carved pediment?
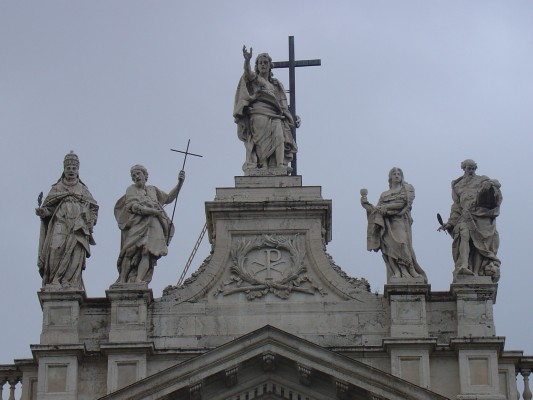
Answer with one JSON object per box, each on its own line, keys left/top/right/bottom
{"left": 97, "top": 326, "right": 450, "bottom": 400}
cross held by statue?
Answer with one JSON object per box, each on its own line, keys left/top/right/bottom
{"left": 272, "top": 36, "right": 321, "bottom": 176}
{"left": 168, "top": 139, "right": 203, "bottom": 245}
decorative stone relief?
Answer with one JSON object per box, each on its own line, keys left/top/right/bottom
{"left": 214, "top": 234, "right": 326, "bottom": 300}
{"left": 225, "top": 367, "right": 239, "bottom": 388}
{"left": 297, "top": 364, "right": 312, "bottom": 386}
{"left": 189, "top": 382, "right": 202, "bottom": 400}
{"left": 336, "top": 380, "right": 350, "bottom": 400}
{"left": 262, "top": 352, "right": 276, "bottom": 372}
{"left": 325, "top": 251, "right": 370, "bottom": 292}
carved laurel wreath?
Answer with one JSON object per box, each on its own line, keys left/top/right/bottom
{"left": 214, "top": 234, "right": 326, "bottom": 300}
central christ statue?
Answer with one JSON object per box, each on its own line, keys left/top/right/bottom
{"left": 233, "top": 46, "right": 300, "bottom": 176}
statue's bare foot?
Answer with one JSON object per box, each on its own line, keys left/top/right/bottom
{"left": 456, "top": 267, "right": 475, "bottom": 276}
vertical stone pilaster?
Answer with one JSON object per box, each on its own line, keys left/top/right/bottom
{"left": 452, "top": 339, "right": 506, "bottom": 400}
{"left": 103, "top": 287, "right": 154, "bottom": 394}
{"left": 384, "top": 283, "right": 433, "bottom": 389}
{"left": 451, "top": 276, "right": 504, "bottom": 399}
{"left": 31, "top": 345, "right": 85, "bottom": 400}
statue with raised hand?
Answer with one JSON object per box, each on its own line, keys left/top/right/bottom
{"left": 114, "top": 165, "right": 185, "bottom": 285}
{"left": 36, "top": 151, "right": 98, "bottom": 290}
{"left": 361, "top": 167, "right": 427, "bottom": 282}
{"left": 233, "top": 45, "right": 299, "bottom": 176}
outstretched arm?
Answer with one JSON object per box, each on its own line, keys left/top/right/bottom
{"left": 166, "top": 170, "right": 186, "bottom": 204}
{"left": 360, "top": 189, "right": 374, "bottom": 213}
{"left": 242, "top": 45, "right": 255, "bottom": 80}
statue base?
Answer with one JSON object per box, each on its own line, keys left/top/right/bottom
{"left": 243, "top": 165, "right": 292, "bottom": 176}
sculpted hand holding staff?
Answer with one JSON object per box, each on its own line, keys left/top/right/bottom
{"left": 36, "top": 151, "right": 98, "bottom": 289}
{"left": 114, "top": 166, "right": 185, "bottom": 285}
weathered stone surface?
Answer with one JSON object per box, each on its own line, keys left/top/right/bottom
{"left": 439, "top": 159, "right": 502, "bottom": 283}
{"left": 17, "top": 165, "right": 522, "bottom": 400}
{"left": 35, "top": 151, "right": 98, "bottom": 290}
{"left": 114, "top": 166, "right": 185, "bottom": 285}
{"left": 361, "top": 167, "right": 427, "bottom": 283}
{"left": 234, "top": 47, "right": 299, "bottom": 176}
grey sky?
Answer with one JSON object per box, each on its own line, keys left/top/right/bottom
{"left": 1, "top": 1, "right": 532, "bottom": 363}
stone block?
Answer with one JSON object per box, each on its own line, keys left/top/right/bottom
{"left": 36, "top": 355, "right": 78, "bottom": 400}
{"left": 38, "top": 290, "right": 85, "bottom": 345}
{"left": 106, "top": 288, "right": 153, "bottom": 343}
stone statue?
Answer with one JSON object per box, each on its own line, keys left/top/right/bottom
{"left": 233, "top": 46, "right": 300, "bottom": 176}
{"left": 35, "top": 151, "right": 99, "bottom": 289}
{"left": 360, "top": 168, "right": 427, "bottom": 282}
{"left": 438, "top": 159, "right": 502, "bottom": 282}
{"left": 114, "top": 165, "right": 185, "bottom": 285}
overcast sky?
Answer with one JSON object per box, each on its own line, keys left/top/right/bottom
{"left": 1, "top": 1, "right": 532, "bottom": 364}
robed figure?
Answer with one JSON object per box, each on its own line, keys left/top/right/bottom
{"left": 361, "top": 168, "right": 427, "bottom": 282}
{"left": 439, "top": 159, "right": 502, "bottom": 282}
{"left": 114, "top": 165, "right": 185, "bottom": 285}
{"left": 36, "top": 151, "right": 98, "bottom": 289}
{"left": 233, "top": 47, "right": 299, "bottom": 176}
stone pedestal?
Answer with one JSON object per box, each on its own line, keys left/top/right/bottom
{"left": 38, "top": 290, "right": 85, "bottom": 345}
{"left": 207, "top": 176, "right": 332, "bottom": 245}
{"left": 384, "top": 283, "right": 430, "bottom": 337}
{"left": 384, "top": 284, "right": 433, "bottom": 388}
{"left": 106, "top": 286, "right": 153, "bottom": 343}
{"left": 104, "top": 287, "right": 154, "bottom": 394}
{"left": 451, "top": 276, "right": 497, "bottom": 338}
{"left": 451, "top": 277, "right": 504, "bottom": 399}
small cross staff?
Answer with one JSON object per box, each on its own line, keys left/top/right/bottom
{"left": 169, "top": 139, "right": 202, "bottom": 243}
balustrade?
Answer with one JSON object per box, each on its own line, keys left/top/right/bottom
{"left": 0, "top": 366, "right": 22, "bottom": 400}
{"left": 517, "top": 357, "right": 533, "bottom": 400}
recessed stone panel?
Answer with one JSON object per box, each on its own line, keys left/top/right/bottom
{"left": 48, "top": 306, "right": 74, "bottom": 326}
{"left": 46, "top": 364, "right": 67, "bottom": 393}
{"left": 117, "top": 305, "right": 140, "bottom": 324}
{"left": 400, "top": 357, "right": 421, "bottom": 386}
{"left": 469, "top": 358, "right": 489, "bottom": 386}
{"left": 117, "top": 362, "right": 138, "bottom": 390}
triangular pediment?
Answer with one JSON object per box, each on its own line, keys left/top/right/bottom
{"left": 98, "top": 326, "right": 449, "bottom": 400}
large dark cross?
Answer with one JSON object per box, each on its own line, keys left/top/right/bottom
{"left": 272, "top": 36, "right": 321, "bottom": 176}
